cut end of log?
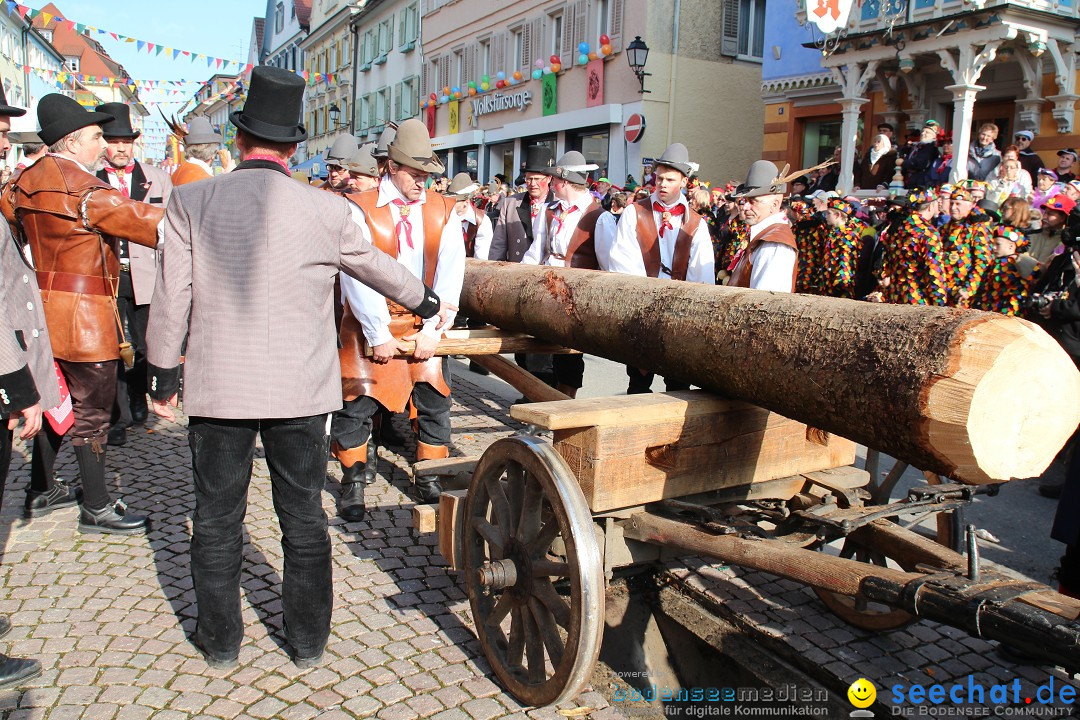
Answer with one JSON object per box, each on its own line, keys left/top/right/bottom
{"left": 926, "top": 315, "right": 1080, "bottom": 483}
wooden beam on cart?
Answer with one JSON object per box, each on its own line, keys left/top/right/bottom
{"left": 371, "top": 327, "right": 580, "bottom": 357}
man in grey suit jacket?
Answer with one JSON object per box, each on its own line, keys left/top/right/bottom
{"left": 95, "top": 102, "right": 173, "bottom": 445}
{"left": 146, "top": 67, "right": 450, "bottom": 671}
{"left": 0, "top": 82, "right": 61, "bottom": 690}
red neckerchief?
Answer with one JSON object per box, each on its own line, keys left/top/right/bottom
{"left": 245, "top": 154, "right": 289, "bottom": 172}
{"left": 392, "top": 198, "right": 420, "bottom": 250}
{"left": 530, "top": 197, "right": 545, "bottom": 218}
{"left": 653, "top": 201, "right": 685, "bottom": 234}
{"left": 105, "top": 162, "right": 136, "bottom": 197}
{"left": 552, "top": 201, "right": 579, "bottom": 237}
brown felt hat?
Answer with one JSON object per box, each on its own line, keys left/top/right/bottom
{"left": 387, "top": 119, "right": 444, "bottom": 174}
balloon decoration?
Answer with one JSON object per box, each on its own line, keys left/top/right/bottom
{"left": 468, "top": 86, "right": 477, "bottom": 96}
{"left": 497, "top": 71, "right": 506, "bottom": 80}
{"left": 578, "top": 54, "right": 588, "bottom": 65}
{"left": 551, "top": 62, "right": 562, "bottom": 73}
{"left": 599, "top": 34, "right": 610, "bottom": 45}
{"left": 601, "top": 44, "right": 613, "bottom": 56}
{"left": 513, "top": 70, "right": 523, "bottom": 80}
{"left": 481, "top": 81, "right": 490, "bottom": 91}
{"left": 532, "top": 68, "right": 543, "bottom": 79}
{"left": 535, "top": 58, "right": 545, "bottom": 69}
{"left": 578, "top": 42, "right": 590, "bottom": 54}
{"left": 550, "top": 54, "right": 560, "bottom": 64}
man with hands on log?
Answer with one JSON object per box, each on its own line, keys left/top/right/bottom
{"left": 332, "top": 118, "right": 464, "bottom": 519}
{"left": 1, "top": 94, "right": 165, "bottom": 534}
{"left": 606, "top": 143, "right": 714, "bottom": 393}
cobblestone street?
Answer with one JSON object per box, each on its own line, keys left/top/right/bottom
{"left": 0, "top": 376, "right": 617, "bottom": 720}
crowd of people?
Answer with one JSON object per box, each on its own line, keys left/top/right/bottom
{"left": 1, "top": 62, "right": 1080, "bottom": 692}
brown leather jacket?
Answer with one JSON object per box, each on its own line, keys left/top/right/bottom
{"left": 1, "top": 155, "right": 164, "bottom": 362}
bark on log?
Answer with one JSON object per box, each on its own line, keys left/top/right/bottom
{"left": 461, "top": 260, "right": 1080, "bottom": 483}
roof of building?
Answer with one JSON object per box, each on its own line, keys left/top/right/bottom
{"left": 253, "top": 17, "right": 265, "bottom": 52}
{"left": 294, "top": 0, "right": 312, "bottom": 29}
{"left": 36, "top": 2, "right": 128, "bottom": 80}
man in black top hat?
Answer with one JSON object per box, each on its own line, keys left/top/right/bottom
{"left": 94, "top": 102, "right": 173, "bottom": 448}
{"left": 145, "top": 65, "right": 451, "bottom": 670}
{"left": 490, "top": 145, "right": 556, "bottom": 387}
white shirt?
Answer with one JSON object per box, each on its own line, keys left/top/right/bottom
{"left": 341, "top": 177, "right": 465, "bottom": 346}
{"left": 606, "top": 191, "right": 715, "bottom": 283}
{"left": 593, "top": 211, "right": 619, "bottom": 271}
{"left": 460, "top": 206, "right": 494, "bottom": 261}
{"left": 747, "top": 211, "right": 796, "bottom": 292}
{"left": 522, "top": 190, "right": 596, "bottom": 267}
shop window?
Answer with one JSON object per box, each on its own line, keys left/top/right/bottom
{"left": 802, "top": 119, "right": 844, "bottom": 168}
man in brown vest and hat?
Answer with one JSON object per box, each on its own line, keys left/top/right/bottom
{"left": 1, "top": 94, "right": 164, "bottom": 534}
{"left": 321, "top": 134, "right": 358, "bottom": 195}
{"left": 607, "top": 142, "right": 715, "bottom": 392}
{"left": 346, "top": 143, "right": 380, "bottom": 193}
{"left": 728, "top": 160, "right": 800, "bottom": 292}
{"left": 171, "top": 117, "right": 224, "bottom": 186}
{"left": 146, "top": 66, "right": 449, "bottom": 669}
{"left": 522, "top": 150, "right": 605, "bottom": 397}
{"left": 95, "top": 102, "right": 173, "bottom": 446}
{"left": 333, "top": 118, "right": 464, "bottom": 520}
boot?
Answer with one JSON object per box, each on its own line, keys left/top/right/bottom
{"left": 333, "top": 441, "right": 375, "bottom": 522}
{"left": 74, "top": 445, "right": 148, "bottom": 535}
{"left": 106, "top": 425, "right": 127, "bottom": 447}
{"left": 24, "top": 480, "right": 81, "bottom": 519}
{"left": 415, "top": 442, "right": 447, "bottom": 503}
{"left": 0, "top": 654, "right": 41, "bottom": 691}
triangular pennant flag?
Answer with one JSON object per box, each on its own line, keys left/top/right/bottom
{"left": 155, "top": 45, "right": 164, "bottom": 56}
{"left": 15, "top": 4, "right": 27, "bottom": 18}
{"left": 41, "top": 10, "right": 53, "bottom": 24}
{"left": 65, "top": 19, "right": 73, "bottom": 30}
{"left": 108, "top": 78, "right": 114, "bottom": 87}
{"left": 25, "top": 7, "right": 38, "bottom": 18}
{"left": 125, "top": 36, "right": 135, "bottom": 43}
{"left": 206, "top": 56, "right": 213, "bottom": 67}
{"left": 215, "top": 58, "right": 222, "bottom": 69}
{"left": 146, "top": 42, "right": 154, "bottom": 52}
{"left": 109, "top": 32, "right": 119, "bottom": 41}
{"left": 75, "top": 22, "right": 84, "bottom": 32}
{"left": 137, "top": 40, "right": 144, "bottom": 51}
{"left": 171, "top": 49, "right": 179, "bottom": 59}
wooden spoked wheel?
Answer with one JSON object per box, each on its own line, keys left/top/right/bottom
{"left": 463, "top": 436, "right": 605, "bottom": 707}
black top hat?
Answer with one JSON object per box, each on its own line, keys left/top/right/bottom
{"left": 37, "top": 93, "right": 114, "bottom": 147}
{"left": 0, "top": 82, "right": 24, "bottom": 118}
{"left": 96, "top": 102, "right": 141, "bottom": 139}
{"left": 524, "top": 145, "right": 553, "bottom": 173}
{"left": 229, "top": 66, "right": 307, "bottom": 144}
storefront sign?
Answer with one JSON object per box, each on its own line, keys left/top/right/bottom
{"left": 449, "top": 100, "right": 459, "bottom": 134}
{"left": 641, "top": 157, "right": 655, "bottom": 166}
{"left": 469, "top": 90, "right": 532, "bottom": 127}
{"left": 586, "top": 59, "right": 604, "bottom": 108}
{"left": 808, "top": 0, "right": 855, "bottom": 35}
{"left": 542, "top": 73, "right": 557, "bottom": 117}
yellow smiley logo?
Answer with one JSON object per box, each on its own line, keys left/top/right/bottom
{"left": 848, "top": 678, "right": 876, "bottom": 708}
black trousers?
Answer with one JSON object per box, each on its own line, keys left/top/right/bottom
{"left": 552, "top": 354, "right": 585, "bottom": 390}
{"left": 112, "top": 294, "right": 149, "bottom": 428}
{"left": 188, "top": 414, "right": 332, "bottom": 659}
{"left": 626, "top": 365, "right": 691, "bottom": 395}
{"left": 332, "top": 359, "right": 453, "bottom": 451}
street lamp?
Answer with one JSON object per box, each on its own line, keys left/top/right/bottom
{"left": 329, "top": 102, "right": 342, "bottom": 127}
{"left": 626, "top": 36, "right": 651, "bottom": 94}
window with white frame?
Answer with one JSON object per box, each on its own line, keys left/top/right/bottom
{"left": 399, "top": 2, "right": 418, "bottom": 50}
{"left": 453, "top": 49, "right": 463, "bottom": 89}
{"left": 737, "top": 0, "right": 765, "bottom": 58}
{"left": 275, "top": 2, "right": 284, "bottom": 33}
{"left": 400, "top": 75, "right": 419, "bottom": 120}
{"left": 550, "top": 13, "right": 563, "bottom": 58}
{"left": 65, "top": 56, "right": 79, "bottom": 72}
{"left": 376, "top": 86, "right": 391, "bottom": 126}
{"left": 362, "top": 28, "right": 375, "bottom": 66}
{"left": 511, "top": 26, "right": 524, "bottom": 70}
{"left": 479, "top": 38, "right": 490, "bottom": 76}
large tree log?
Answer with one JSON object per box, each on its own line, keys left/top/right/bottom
{"left": 461, "top": 260, "right": 1080, "bottom": 483}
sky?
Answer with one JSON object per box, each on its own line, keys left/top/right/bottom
{"left": 27, "top": 0, "right": 267, "bottom": 156}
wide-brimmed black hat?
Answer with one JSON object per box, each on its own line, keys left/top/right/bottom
{"left": 37, "top": 93, "right": 114, "bottom": 146}
{"left": 0, "top": 82, "right": 25, "bottom": 118}
{"left": 229, "top": 66, "right": 307, "bottom": 144}
{"left": 96, "top": 102, "right": 141, "bottom": 139}
{"left": 523, "top": 145, "right": 553, "bottom": 173}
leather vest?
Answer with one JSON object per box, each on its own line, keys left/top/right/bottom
{"left": 544, "top": 199, "right": 603, "bottom": 269}
{"left": 632, "top": 198, "right": 702, "bottom": 280}
{"left": 1, "top": 155, "right": 163, "bottom": 361}
{"left": 338, "top": 190, "right": 455, "bottom": 410}
{"left": 729, "top": 222, "right": 799, "bottom": 291}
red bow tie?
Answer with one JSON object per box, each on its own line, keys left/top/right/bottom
{"left": 106, "top": 163, "right": 136, "bottom": 196}
{"left": 653, "top": 202, "right": 685, "bottom": 234}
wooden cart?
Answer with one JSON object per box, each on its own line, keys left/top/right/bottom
{"left": 414, "top": 389, "right": 1080, "bottom": 707}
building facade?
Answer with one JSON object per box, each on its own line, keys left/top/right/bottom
{"left": 262, "top": 0, "right": 311, "bottom": 161}
{"left": 351, "top": 0, "right": 422, "bottom": 144}
{"left": 184, "top": 74, "right": 246, "bottom": 154}
{"left": 300, "top": 0, "right": 359, "bottom": 159}
{"left": 420, "top": 0, "right": 765, "bottom": 186}
{"left": 763, "top": 0, "right": 1080, "bottom": 192}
